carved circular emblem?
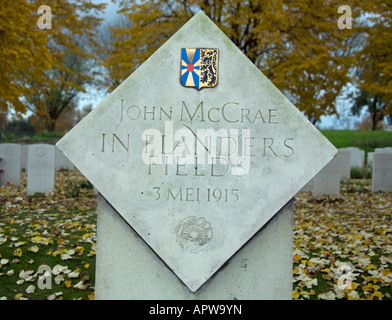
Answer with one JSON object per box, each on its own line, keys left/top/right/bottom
{"left": 175, "top": 216, "right": 213, "bottom": 253}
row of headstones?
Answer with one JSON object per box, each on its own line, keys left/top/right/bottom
{"left": 1, "top": 143, "right": 391, "bottom": 196}
{"left": 301, "top": 146, "right": 392, "bottom": 195}
{"left": 0, "top": 143, "right": 74, "bottom": 195}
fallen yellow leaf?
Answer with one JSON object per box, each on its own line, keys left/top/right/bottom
{"left": 51, "top": 250, "right": 62, "bottom": 257}
{"left": 381, "top": 269, "right": 390, "bottom": 276}
{"left": 293, "top": 254, "right": 302, "bottom": 262}
{"left": 31, "top": 236, "right": 42, "bottom": 242}
{"left": 15, "top": 293, "right": 23, "bottom": 300}
{"left": 13, "top": 248, "right": 22, "bottom": 257}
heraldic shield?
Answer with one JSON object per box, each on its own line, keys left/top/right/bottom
{"left": 180, "top": 48, "right": 218, "bottom": 90}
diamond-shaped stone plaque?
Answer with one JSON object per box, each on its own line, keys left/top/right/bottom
{"left": 56, "top": 12, "right": 337, "bottom": 292}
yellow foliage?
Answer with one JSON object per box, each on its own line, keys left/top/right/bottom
{"left": 104, "top": 0, "right": 358, "bottom": 124}
{"left": 0, "top": 0, "right": 106, "bottom": 127}
{"left": 0, "top": 0, "right": 51, "bottom": 113}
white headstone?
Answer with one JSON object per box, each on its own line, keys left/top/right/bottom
{"left": 56, "top": 12, "right": 337, "bottom": 297}
{"left": 313, "top": 154, "right": 341, "bottom": 196}
{"left": 372, "top": 153, "right": 392, "bottom": 192}
{"left": 0, "top": 143, "right": 21, "bottom": 186}
{"left": 375, "top": 147, "right": 392, "bottom": 154}
{"left": 27, "top": 144, "right": 55, "bottom": 195}
{"left": 338, "top": 148, "right": 351, "bottom": 181}
{"left": 300, "top": 178, "right": 314, "bottom": 192}
{"left": 55, "top": 146, "right": 74, "bottom": 170}
{"left": 367, "top": 152, "right": 374, "bottom": 167}
{"left": 20, "top": 144, "right": 29, "bottom": 172}
{"left": 344, "top": 147, "right": 365, "bottom": 168}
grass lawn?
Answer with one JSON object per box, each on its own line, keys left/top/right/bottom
{"left": 321, "top": 130, "right": 392, "bottom": 154}
{"left": 294, "top": 180, "right": 392, "bottom": 300}
{"left": 0, "top": 171, "right": 97, "bottom": 300}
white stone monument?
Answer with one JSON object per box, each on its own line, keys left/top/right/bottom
{"left": 375, "top": 147, "right": 392, "bottom": 154}
{"left": 21, "top": 144, "right": 29, "bottom": 172}
{"left": 300, "top": 178, "right": 314, "bottom": 192}
{"left": 372, "top": 153, "right": 392, "bottom": 192}
{"left": 55, "top": 146, "right": 74, "bottom": 170}
{"left": 27, "top": 144, "right": 55, "bottom": 195}
{"left": 313, "top": 153, "right": 342, "bottom": 196}
{"left": 342, "top": 147, "right": 365, "bottom": 169}
{"left": 338, "top": 148, "right": 352, "bottom": 181}
{"left": 367, "top": 152, "right": 374, "bottom": 167}
{"left": 0, "top": 143, "right": 21, "bottom": 186}
{"left": 57, "top": 12, "right": 337, "bottom": 299}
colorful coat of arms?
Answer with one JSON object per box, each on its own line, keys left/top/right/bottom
{"left": 180, "top": 48, "right": 218, "bottom": 90}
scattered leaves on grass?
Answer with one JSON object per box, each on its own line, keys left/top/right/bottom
{"left": 1, "top": 170, "right": 391, "bottom": 300}
{"left": 0, "top": 169, "right": 97, "bottom": 300}
{"left": 293, "top": 179, "right": 392, "bottom": 300}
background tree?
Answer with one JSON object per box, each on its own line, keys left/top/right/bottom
{"left": 349, "top": 89, "right": 390, "bottom": 130}
{"left": 349, "top": 0, "right": 392, "bottom": 130}
{"left": 0, "top": 0, "right": 106, "bottom": 131}
{"left": 0, "top": 0, "right": 52, "bottom": 114}
{"left": 354, "top": 113, "right": 385, "bottom": 130}
{"left": 23, "top": 52, "right": 100, "bottom": 132}
{"left": 52, "top": 103, "right": 93, "bottom": 135}
{"left": 104, "top": 0, "right": 357, "bottom": 124}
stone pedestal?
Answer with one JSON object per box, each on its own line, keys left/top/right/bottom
{"left": 95, "top": 194, "right": 294, "bottom": 300}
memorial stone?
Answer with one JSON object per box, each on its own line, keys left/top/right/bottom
{"left": 300, "top": 178, "right": 314, "bottom": 192}
{"left": 57, "top": 12, "right": 337, "bottom": 299}
{"left": 344, "top": 147, "right": 365, "bottom": 168}
{"left": 21, "top": 144, "right": 29, "bottom": 172}
{"left": 367, "top": 152, "right": 374, "bottom": 167}
{"left": 27, "top": 144, "right": 55, "bottom": 195}
{"left": 375, "top": 147, "right": 392, "bottom": 154}
{"left": 313, "top": 152, "right": 342, "bottom": 196}
{"left": 372, "top": 153, "right": 392, "bottom": 192}
{"left": 338, "top": 148, "right": 351, "bottom": 181}
{"left": 0, "top": 143, "right": 21, "bottom": 186}
{"left": 55, "top": 146, "right": 74, "bottom": 170}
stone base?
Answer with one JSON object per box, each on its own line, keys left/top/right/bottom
{"left": 95, "top": 194, "right": 293, "bottom": 300}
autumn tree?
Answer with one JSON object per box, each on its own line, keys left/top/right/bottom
{"left": 23, "top": 51, "right": 100, "bottom": 132}
{"left": 0, "top": 0, "right": 106, "bottom": 131}
{"left": 349, "top": 0, "right": 392, "bottom": 130}
{"left": 350, "top": 89, "right": 390, "bottom": 130}
{"left": 0, "top": 0, "right": 52, "bottom": 114}
{"left": 104, "top": 0, "right": 357, "bottom": 124}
